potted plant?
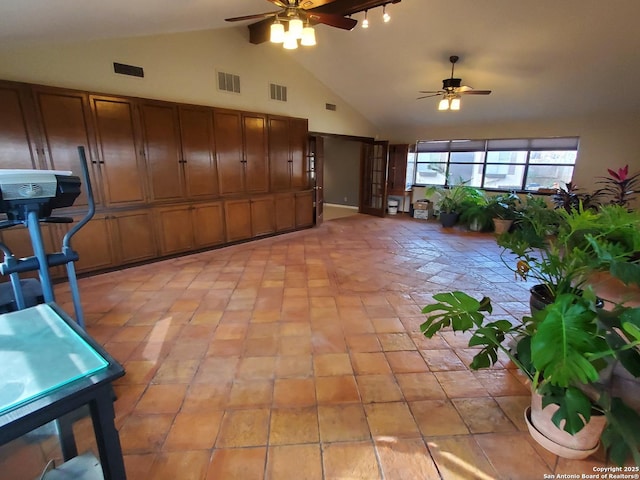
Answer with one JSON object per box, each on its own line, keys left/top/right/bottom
{"left": 486, "top": 192, "right": 521, "bottom": 234}
{"left": 425, "top": 180, "right": 480, "bottom": 228}
{"left": 459, "top": 194, "right": 492, "bottom": 232}
{"left": 596, "top": 164, "right": 640, "bottom": 209}
{"left": 420, "top": 204, "right": 640, "bottom": 464}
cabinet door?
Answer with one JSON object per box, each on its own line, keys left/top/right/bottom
{"left": 295, "top": 190, "right": 314, "bottom": 228}
{"left": 224, "top": 199, "right": 252, "bottom": 242}
{"left": 289, "top": 117, "right": 308, "bottom": 190}
{"left": 155, "top": 205, "right": 194, "bottom": 255}
{"left": 110, "top": 210, "right": 157, "bottom": 264}
{"left": 139, "top": 101, "right": 184, "bottom": 202}
{"left": 0, "top": 224, "right": 58, "bottom": 280}
{"left": 387, "top": 144, "right": 409, "bottom": 196}
{"left": 275, "top": 193, "right": 295, "bottom": 231}
{"left": 179, "top": 106, "right": 218, "bottom": 199}
{"left": 33, "top": 88, "right": 100, "bottom": 208}
{"left": 268, "top": 116, "right": 291, "bottom": 192}
{"left": 192, "top": 202, "right": 225, "bottom": 248}
{"left": 91, "top": 96, "right": 147, "bottom": 206}
{"left": 62, "top": 215, "right": 115, "bottom": 273}
{"left": 243, "top": 113, "right": 269, "bottom": 194}
{"left": 251, "top": 196, "right": 275, "bottom": 237}
{"left": 213, "top": 110, "right": 244, "bottom": 195}
{"left": 0, "top": 82, "right": 41, "bottom": 169}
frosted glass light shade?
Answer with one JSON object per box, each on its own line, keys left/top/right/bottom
{"left": 289, "top": 17, "right": 304, "bottom": 39}
{"left": 283, "top": 31, "right": 298, "bottom": 49}
{"left": 450, "top": 97, "right": 461, "bottom": 110}
{"left": 270, "top": 22, "right": 285, "bottom": 43}
{"left": 438, "top": 97, "right": 450, "bottom": 110}
{"left": 301, "top": 26, "right": 316, "bottom": 46}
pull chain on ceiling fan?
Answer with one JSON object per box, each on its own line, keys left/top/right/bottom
{"left": 418, "top": 55, "right": 492, "bottom": 111}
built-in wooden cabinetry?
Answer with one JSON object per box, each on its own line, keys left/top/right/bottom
{"left": 387, "top": 144, "right": 409, "bottom": 196}
{"left": 0, "top": 79, "right": 313, "bottom": 279}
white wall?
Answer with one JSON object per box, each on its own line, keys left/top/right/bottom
{"left": 0, "top": 27, "right": 378, "bottom": 138}
{"left": 383, "top": 112, "right": 640, "bottom": 195}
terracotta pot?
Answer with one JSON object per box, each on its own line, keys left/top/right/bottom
{"left": 525, "top": 391, "right": 606, "bottom": 459}
{"left": 492, "top": 218, "right": 513, "bottom": 234}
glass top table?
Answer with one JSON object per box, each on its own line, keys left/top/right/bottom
{"left": 0, "top": 304, "right": 108, "bottom": 415}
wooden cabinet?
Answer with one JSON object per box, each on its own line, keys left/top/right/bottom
{"left": 110, "top": 210, "right": 157, "bottom": 264}
{"left": 155, "top": 202, "right": 225, "bottom": 255}
{"left": 295, "top": 190, "right": 314, "bottom": 228}
{"left": 139, "top": 101, "right": 185, "bottom": 202}
{"left": 90, "top": 95, "right": 148, "bottom": 207}
{"left": 251, "top": 196, "right": 275, "bottom": 237}
{"left": 224, "top": 199, "right": 252, "bottom": 242}
{"left": 275, "top": 193, "right": 295, "bottom": 232}
{"left": 214, "top": 109, "right": 268, "bottom": 196}
{"left": 179, "top": 106, "right": 219, "bottom": 199}
{"left": 0, "top": 224, "right": 59, "bottom": 279}
{"left": 59, "top": 215, "right": 115, "bottom": 273}
{"left": 32, "top": 87, "right": 101, "bottom": 208}
{"left": 0, "top": 81, "right": 41, "bottom": 169}
{"left": 387, "top": 144, "right": 409, "bottom": 196}
{"left": 268, "top": 115, "right": 308, "bottom": 192}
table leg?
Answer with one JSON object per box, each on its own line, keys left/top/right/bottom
{"left": 89, "top": 387, "right": 126, "bottom": 480}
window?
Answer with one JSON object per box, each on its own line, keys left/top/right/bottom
{"left": 413, "top": 137, "right": 579, "bottom": 192}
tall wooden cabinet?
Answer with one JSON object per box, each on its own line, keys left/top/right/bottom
{"left": 0, "top": 79, "right": 314, "bottom": 279}
{"left": 387, "top": 144, "right": 409, "bottom": 196}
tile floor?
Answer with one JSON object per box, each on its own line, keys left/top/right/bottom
{"left": 1, "top": 213, "right": 638, "bottom": 479}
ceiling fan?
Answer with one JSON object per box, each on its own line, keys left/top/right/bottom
{"left": 418, "top": 55, "right": 492, "bottom": 110}
{"left": 225, "top": 0, "right": 358, "bottom": 32}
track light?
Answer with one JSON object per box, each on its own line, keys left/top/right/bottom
{"left": 362, "top": 10, "right": 369, "bottom": 28}
{"left": 382, "top": 4, "right": 390, "bottom": 22}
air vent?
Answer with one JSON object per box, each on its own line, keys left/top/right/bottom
{"left": 113, "top": 62, "right": 144, "bottom": 78}
{"left": 325, "top": 103, "right": 337, "bottom": 111}
{"left": 218, "top": 71, "right": 241, "bottom": 93}
{"left": 270, "top": 83, "right": 288, "bottom": 102}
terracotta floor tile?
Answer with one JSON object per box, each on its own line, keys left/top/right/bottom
{"left": 345, "top": 333, "right": 383, "bottom": 352}
{"left": 322, "top": 441, "right": 382, "bottom": 480}
{"left": 117, "top": 360, "right": 160, "bottom": 385}
{"left": 315, "top": 375, "right": 361, "bottom": 404}
{"left": 266, "top": 444, "right": 322, "bottom": 480}
{"left": 119, "top": 414, "right": 175, "bottom": 454}
{"left": 181, "top": 382, "right": 231, "bottom": 412}
{"left": 151, "top": 358, "right": 199, "bottom": 384}
{"left": 279, "top": 335, "right": 313, "bottom": 355}
{"left": 123, "top": 453, "right": 156, "bottom": 480}
{"left": 433, "top": 371, "right": 489, "bottom": 398}
{"left": 356, "top": 374, "right": 403, "bottom": 403}
{"left": 426, "top": 436, "right": 499, "bottom": 480}
{"left": 351, "top": 352, "right": 392, "bottom": 375}
{"left": 377, "top": 333, "right": 416, "bottom": 351}
{"left": 134, "top": 384, "right": 188, "bottom": 414}
{"left": 268, "top": 407, "right": 319, "bottom": 445}
{"left": 273, "top": 377, "right": 316, "bottom": 407}
{"left": 206, "top": 447, "right": 266, "bottom": 480}
{"left": 410, "top": 400, "right": 469, "bottom": 436}
{"left": 395, "top": 372, "right": 447, "bottom": 401}
{"left": 364, "top": 402, "right": 421, "bottom": 438}
{"left": 374, "top": 437, "right": 441, "bottom": 480}
{"left": 472, "top": 369, "right": 532, "bottom": 396}
{"left": 206, "top": 339, "right": 244, "bottom": 357}
{"left": 228, "top": 379, "right": 274, "bottom": 408}
{"left": 370, "top": 317, "right": 406, "bottom": 333}
{"left": 420, "top": 349, "right": 468, "bottom": 371}
{"left": 163, "top": 410, "right": 224, "bottom": 450}
{"left": 243, "top": 336, "right": 279, "bottom": 356}
{"left": 276, "top": 354, "right": 313, "bottom": 378}
{"left": 193, "top": 356, "right": 240, "bottom": 383}
{"left": 385, "top": 351, "right": 429, "bottom": 373}
{"left": 474, "top": 432, "right": 552, "bottom": 479}
{"left": 494, "top": 395, "right": 530, "bottom": 432}
{"left": 216, "top": 408, "right": 270, "bottom": 448}
{"left": 452, "top": 397, "right": 517, "bottom": 434}
{"left": 236, "top": 356, "right": 277, "bottom": 380}
{"left": 313, "top": 353, "right": 353, "bottom": 376}
{"left": 147, "top": 450, "right": 210, "bottom": 480}
{"left": 317, "top": 404, "right": 370, "bottom": 443}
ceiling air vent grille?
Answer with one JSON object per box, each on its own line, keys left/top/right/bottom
{"left": 270, "top": 83, "right": 288, "bottom": 102}
{"left": 218, "top": 71, "right": 241, "bottom": 93}
{"left": 325, "top": 103, "right": 337, "bottom": 111}
{"left": 113, "top": 62, "right": 144, "bottom": 78}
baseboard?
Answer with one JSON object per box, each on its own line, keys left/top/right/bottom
{"left": 324, "top": 203, "right": 359, "bottom": 210}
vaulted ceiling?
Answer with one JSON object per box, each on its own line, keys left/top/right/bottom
{"left": 2, "top": 0, "right": 640, "bottom": 131}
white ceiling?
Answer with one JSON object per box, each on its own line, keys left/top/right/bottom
{"left": 2, "top": 0, "right": 640, "bottom": 131}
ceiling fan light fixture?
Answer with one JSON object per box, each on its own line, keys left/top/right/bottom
{"left": 382, "top": 5, "right": 390, "bottom": 22}
{"left": 270, "top": 18, "right": 285, "bottom": 43}
{"left": 289, "top": 17, "right": 304, "bottom": 39}
{"left": 438, "top": 97, "right": 450, "bottom": 111}
{"left": 450, "top": 96, "right": 461, "bottom": 110}
{"left": 362, "top": 10, "right": 369, "bottom": 28}
{"left": 283, "top": 30, "right": 298, "bottom": 49}
{"left": 301, "top": 23, "right": 316, "bottom": 46}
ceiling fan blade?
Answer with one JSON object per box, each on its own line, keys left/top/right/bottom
{"left": 460, "top": 89, "right": 492, "bottom": 95}
{"left": 299, "top": 0, "right": 338, "bottom": 9}
{"left": 226, "top": 10, "right": 280, "bottom": 22}
{"left": 417, "top": 94, "right": 441, "bottom": 100}
{"left": 307, "top": 11, "right": 357, "bottom": 29}
{"left": 419, "top": 90, "right": 444, "bottom": 94}
{"left": 267, "top": 0, "right": 291, "bottom": 7}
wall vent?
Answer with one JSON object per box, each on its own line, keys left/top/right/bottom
{"left": 113, "top": 62, "right": 144, "bottom": 78}
{"left": 269, "top": 83, "right": 288, "bottom": 102}
{"left": 217, "top": 71, "right": 241, "bottom": 93}
{"left": 325, "top": 103, "right": 337, "bottom": 111}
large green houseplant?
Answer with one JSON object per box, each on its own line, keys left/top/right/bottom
{"left": 420, "top": 204, "right": 640, "bottom": 464}
{"left": 425, "top": 180, "right": 484, "bottom": 227}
